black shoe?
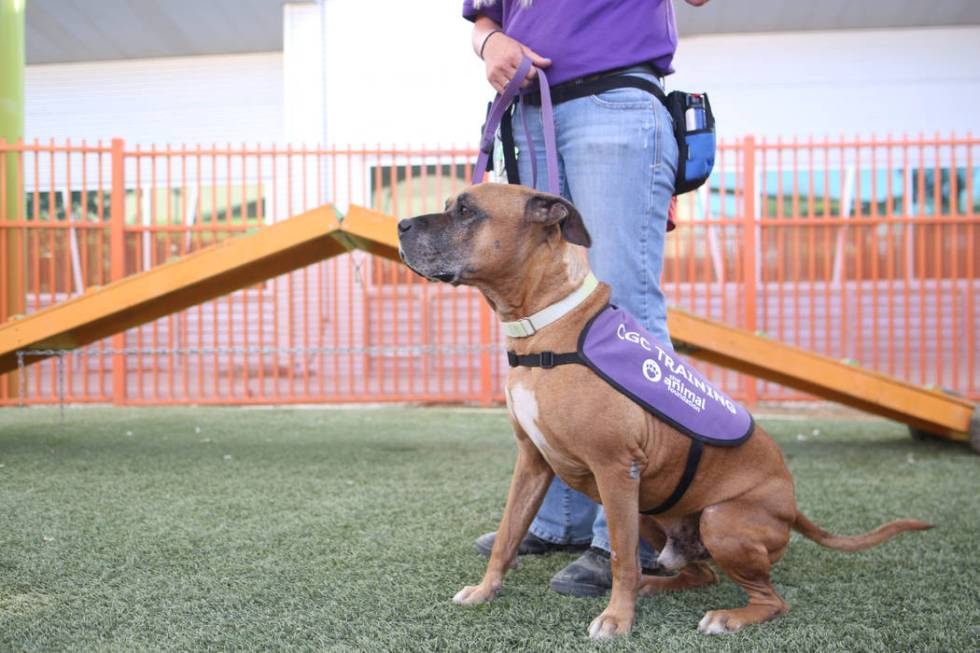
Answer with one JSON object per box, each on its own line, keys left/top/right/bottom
{"left": 549, "top": 547, "right": 613, "bottom": 597}
{"left": 549, "top": 548, "right": 668, "bottom": 597}
{"left": 474, "top": 531, "right": 591, "bottom": 558}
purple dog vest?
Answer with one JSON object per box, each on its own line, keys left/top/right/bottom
{"left": 578, "top": 305, "right": 753, "bottom": 447}
{"left": 506, "top": 304, "right": 753, "bottom": 513}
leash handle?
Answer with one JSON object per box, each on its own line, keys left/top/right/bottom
{"left": 473, "top": 55, "right": 559, "bottom": 196}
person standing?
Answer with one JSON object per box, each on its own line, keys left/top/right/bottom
{"left": 463, "top": 0, "right": 711, "bottom": 597}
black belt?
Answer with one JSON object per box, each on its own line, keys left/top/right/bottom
{"left": 507, "top": 348, "right": 702, "bottom": 515}
{"left": 522, "top": 64, "right": 666, "bottom": 107}
{"left": 492, "top": 66, "right": 668, "bottom": 179}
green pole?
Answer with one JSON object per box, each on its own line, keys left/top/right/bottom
{"left": 1, "top": 0, "right": 24, "bottom": 399}
{"left": 0, "top": 0, "right": 24, "bottom": 141}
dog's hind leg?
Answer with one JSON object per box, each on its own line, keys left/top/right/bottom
{"left": 638, "top": 515, "right": 718, "bottom": 595}
{"left": 638, "top": 514, "right": 667, "bottom": 551}
{"left": 638, "top": 560, "right": 719, "bottom": 595}
{"left": 696, "top": 496, "right": 793, "bottom": 635}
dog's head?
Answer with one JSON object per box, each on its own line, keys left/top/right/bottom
{"left": 397, "top": 183, "right": 590, "bottom": 287}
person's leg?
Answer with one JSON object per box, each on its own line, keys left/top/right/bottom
{"left": 556, "top": 73, "right": 679, "bottom": 571}
{"left": 525, "top": 477, "right": 599, "bottom": 545}
{"left": 558, "top": 75, "right": 678, "bottom": 344}
{"left": 486, "top": 101, "right": 598, "bottom": 548}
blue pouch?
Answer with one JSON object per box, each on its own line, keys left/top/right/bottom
{"left": 666, "top": 92, "right": 716, "bottom": 195}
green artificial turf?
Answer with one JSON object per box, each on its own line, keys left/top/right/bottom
{"left": 0, "top": 407, "right": 977, "bottom": 652}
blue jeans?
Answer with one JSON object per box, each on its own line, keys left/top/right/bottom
{"left": 512, "top": 71, "right": 678, "bottom": 566}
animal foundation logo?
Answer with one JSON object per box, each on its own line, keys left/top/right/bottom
{"left": 642, "top": 359, "right": 662, "bottom": 383}
{"left": 617, "top": 322, "right": 737, "bottom": 416}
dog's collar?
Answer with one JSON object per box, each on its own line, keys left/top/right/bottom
{"left": 500, "top": 272, "right": 599, "bottom": 338}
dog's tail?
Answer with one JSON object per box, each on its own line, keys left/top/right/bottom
{"left": 791, "top": 511, "right": 932, "bottom": 552}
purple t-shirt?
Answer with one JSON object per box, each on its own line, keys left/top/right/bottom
{"left": 462, "top": 0, "right": 677, "bottom": 85}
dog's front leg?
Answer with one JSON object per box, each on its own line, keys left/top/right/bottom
{"left": 453, "top": 435, "right": 554, "bottom": 606}
{"left": 587, "top": 464, "right": 641, "bottom": 640}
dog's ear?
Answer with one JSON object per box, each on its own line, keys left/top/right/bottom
{"left": 524, "top": 193, "right": 592, "bottom": 248}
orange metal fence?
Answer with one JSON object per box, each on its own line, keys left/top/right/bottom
{"left": 1, "top": 135, "right": 977, "bottom": 406}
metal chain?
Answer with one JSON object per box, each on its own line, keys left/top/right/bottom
{"left": 351, "top": 253, "right": 367, "bottom": 289}
{"left": 13, "top": 344, "right": 507, "bottom": 414}
{"left": 16, "top": 344, "right": 504, "bottom": 358}
{"left": 57, "top": 354, "right": 65, "bottom": 422}
{"left": 17, "top": 351, "right": 25, "bottom": 409}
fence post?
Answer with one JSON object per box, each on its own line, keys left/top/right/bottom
{"left": 741, "top": 136, "right": 759, "bottom": 408}
{"left": 478, "top": 300, "right": 494, "bottom": 406}
{"left": 0, "top": 139, "right": 23, "bottom": 403}
{"left": 110, "top": 138, "right": 126, "bottom": 404}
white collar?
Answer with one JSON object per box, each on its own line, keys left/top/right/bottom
{"left": 500, "top": 272, "right": 599, "bottom": 338}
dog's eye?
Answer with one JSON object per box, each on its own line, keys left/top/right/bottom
{"left": 459, "top": 205, "right": 471, "bottom": 218}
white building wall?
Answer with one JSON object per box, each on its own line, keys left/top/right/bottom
{"left": 283, "top": 3, "right": 325, "bottom": 146}
{"left": 671, "top": 26, "right": 980, "bottom": 141}
{"left": 22, "top": 6, "right": 980, "bottom": 148}
{"left": 320, "top": 0, "right": 485, "bottom": 148}
{"left": 316, "top": 1, "right": 980, "bottom": 145}
{"left": 25, "top": 52, "right": 284, "bottom": 146}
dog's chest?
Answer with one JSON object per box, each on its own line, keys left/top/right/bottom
{"left": 507, "top": 382, "right": 553, "bottom": 456}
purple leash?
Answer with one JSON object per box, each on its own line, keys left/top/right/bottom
{"left": 473, "top": 55, "right": 559, "bottom": 196}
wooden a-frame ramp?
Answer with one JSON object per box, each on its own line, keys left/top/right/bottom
{"left": 1, "top": 203, "right": 976, "bottom": 449}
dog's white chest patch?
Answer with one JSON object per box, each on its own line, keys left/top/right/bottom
{"left": 507, "top": 384, "right": 551, "bottom": 455}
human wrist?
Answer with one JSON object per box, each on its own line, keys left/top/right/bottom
{"left": 479, "top": 29, "right": 504, "bottom": 60}
{"left": 472, "top": 15, "right": 501, "bottom": 58}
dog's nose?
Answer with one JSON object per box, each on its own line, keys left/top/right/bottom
{"left": 397, "top": 220, "right": 413, "bottom": 235}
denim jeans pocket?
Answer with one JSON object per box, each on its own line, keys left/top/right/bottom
{"left": 589, "top": 86, "right": 657, "bottom": 110}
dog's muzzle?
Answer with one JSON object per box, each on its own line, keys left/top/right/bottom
{"left": 397, "top": 214, "right": 466, "bottom": 286}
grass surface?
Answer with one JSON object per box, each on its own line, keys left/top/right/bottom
{"left": 0, "top": 407, "right": 977, "bottom": 652}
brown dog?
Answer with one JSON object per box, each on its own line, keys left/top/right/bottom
{"left": 397, "top": 183, "right": 931, "bottom": 639}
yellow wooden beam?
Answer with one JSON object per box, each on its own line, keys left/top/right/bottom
{"left": 1, "top": 200, "right": 974, "bottom": 446}
{"left": 0, "top": 205, "right": 343, "bottom": 374}
{"left": 666, "top": 307, "right": 975, "bottom": 440}
{"left": 341, "top": 204, "right": 976, "bottom": 441}
{"left": 336, "top": 204, "right": 402, "bottom": 262}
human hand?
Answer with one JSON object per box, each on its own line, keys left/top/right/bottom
{"left": 481, "top": 31, "right": 551, "bottom": 94}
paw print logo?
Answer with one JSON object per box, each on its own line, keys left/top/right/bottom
{"left": 642, "top": 358, "right": 662, "bottom": 383}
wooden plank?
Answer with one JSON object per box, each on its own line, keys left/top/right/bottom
{"left": 5, "top": 202, "right": 974, "bottom": 445}
{"left": 668, "top": 307, "right": 975, "bottom": 439}
{"left": 0, "top": 205, "right": 344, "bottom": 374}
{"left": 346, "top": 204, "right": 976, "bottom": 440}
{"left": 337, "top": 204, "right": 401, "bottom": 262}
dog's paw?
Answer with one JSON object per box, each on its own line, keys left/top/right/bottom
{"left": 697, "top": 603, "right": 788, "bottom": 635}
{"left": 697, "top": 610, "right": 742, "bottom": 635}
{"left": 452, "top": 583, "right": 498, "bottom": 606}
{"left": 587, "top": 609, "right": 633, "bottom": 640}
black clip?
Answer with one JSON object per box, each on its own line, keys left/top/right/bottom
{"left": 539, "top": 351, "right": 555, "bottom": 369}
{"left": 507, "top": 351, "right": 519, "bottom": 368}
